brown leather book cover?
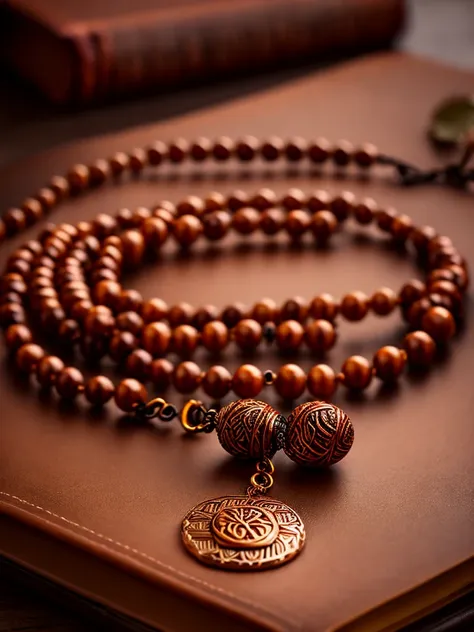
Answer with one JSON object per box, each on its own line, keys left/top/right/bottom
{"left": 0, "top": 0, "right": 405, "bottom": 104}
{"left": 0, "top": 52, "right": 473, "bottom": 632}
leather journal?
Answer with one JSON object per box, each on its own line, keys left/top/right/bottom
{"left": 0, "top": 53, "right": 473, "bottom": 631}
{"left": 1, "top": 0, "right": 405, "bottom": 105}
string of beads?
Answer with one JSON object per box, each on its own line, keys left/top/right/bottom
{"left": 0, "top": 136, "right": 468, "bottom": 417}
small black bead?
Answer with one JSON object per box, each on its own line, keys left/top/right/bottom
{"left": 263, "top": 322, "right": 276, "bottom": 343}
{"left": 264, "top": 370, "right": 275, "bottom": 385}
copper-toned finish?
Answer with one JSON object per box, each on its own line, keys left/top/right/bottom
{"left": 215, "top": 399, "right": 286, "bottom": 459}
{"left": 284, "top": 401, "right": 354, "bottom": 466}
{"left": 181, "top": 494, "right": 305, "bottom": 571}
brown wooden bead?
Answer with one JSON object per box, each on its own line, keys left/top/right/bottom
{"left": 118, "top": 289, "right": 143, "bottom": 313}
{"left": 115, "top": 378, "right": 147, "bottom": 412}
{"left": 341, "top": 355, "right": 372, "bottom": 390}
{"left": 305, "top": 319, "right": 336, "bottom": 353}
{"left": 0, "top": 302, "right": 25, "bottom": 327}
{"left": 284, "top": 209, "right": 310, "bottom": 239}
{"left": 173, "top": 361, "right": 202, "bottom": 393}
{"left": 309, "top": 293, "right": 339, "bottom": 321}
{"left": 421, "top": 306, "right": 455, "bottom": 342}
{"left": 89, "top": 159, "right": 110, "bottom": 186}
{"left": 168, "top": 302, "right": 194, "bottom": 327}
{"left": 109, "top": 331, "right": 137, "bottom": 363}
{"left": 251, "top": 299, "right": 278, "bottom": 324}
{"left": 275, "top": 320, "right": 304, "bottom": 351}
{"left": 330, "top": 191, "right": 355, "bottom": 221}
{"left": 84, "top": 376, "right": 115, "bottom": 406}
{"left": 141, "top": 298, "right": 168, "bottom": 323}
{"left": 403, "top": 331, "right": 436, "bottom": 367}
{"left": 390, "top": 214, "right": 413, "bottom": 241}
{"left": 333, "top": 140, "right": 353, "bottom": 166}
{"left": 173, "top": 324, "right": 199, "bottom": 356}
{"left": 376, "top": 207, "right": 397, "bottom": 232}
{"left": 125, "top": 349, "right": 152, "bottom": 381}
{"left": 190, "top": 138, "right": 211, "bottom": 161}
{"left": 405, "top": 297, "right": 432, "bottom": 328}
{"left": 16, "top": 343, "right": 45, "bottom": 372}
{"left": 93, "top": 213, "right": 117, "bottom": 238}
{"left": 168, "top": 138, "right": 189, "bottom": 163}
{"left": 116, "top": 311, "right": 144, "bottom": 336}
{"left": 232, "top": 207, "right": 260, "bottom": 235}
{"left": 234, "top": 318, "right": 262, "bottom": 351}
{"left": 280, "top": 297, "right": 307, "bottom": 322}
{"left": 370, "top": 287, "right": 398, "bottom": 316}
{"left": 260, "top": 208, "right": 285, "bottom": 235}
{"left": 232, "top": 364, "right": 264, "bottom": 398}
{"left": 261, "top": 137, "right": 284, "bottom": 161}
{"left": 310, "top": 210, "right": 338, "bottom": 242}
{"left": 340, "top": 291, "right": 369, "bottom": 321}
{"left": 176, "top": 195, "right": 205, "bottom": 217}
{"left": 109, "top": 152, "right": 129, "bottom": 175}
{"left": 150, "top": 358, "right": 174, "bottom": 391}
{"left": 70, "top": 300, "right": 93, "bottom": 322}
{"left": 428, "top": 280, "right": 461, "bottom": 303}
{"left": 354, "top": 143, "right": 378, "bottom": 167}
{"left": 308, "top": 138, "right": 331, "bottom": 163}
{"left": 213, "top": 137, "right": 234, "bottom": 161}
{"left": 399, "top": 279, "right": 426, "bottom": 306}
{"left": 202, "top": 210, "right": 231, "bottom": 240}
{"left": 285, "top": 137, "right": 307, "bottom": 161}
{"left": 129, "top": 148, "right": 147, "bottom": 172}
{"left": 173, "top": 214, "right": 203, "bottom": 246}
{"left": 56, "top": 367, "right": 84, "bottom": 399}
{"left": 202, "top": 320, "right": 229, "bottom": 353}
{"left": 354, "top": 197, "right": 377, "bottom": 224}
{"left": 275, "top": 364, "right": 306, "bottom": 399}
{"left": 373, "top": 346, "right": 406, "bottom": 382}
{"left": 307, "top": 364, "right": 337, "bottom": 399}
{"left": 147, "top": 140, "right": 167, "bottom": 165}
{"left": 236, "top": 136, "right": 259, "bottom": 161}
{"left": 281, "top": 188, "right": 306, "bottom": 211}
{"left": 22, "top": 198, "right": 43, "bottom": 224}
{"left": 445, "top": 264, "right": 469, "bottom": 291}
{"left": 49, "top": 175, "right": 70, "bottom": 199}
{"left": 192, "top": 305, "right": 219, "bottom": 330}
{"left": 4, "top": 324, "right": 32, "bottom": 350}
{"left": 3, "top": 208, "right": 26, "bottom": 235}
{"left": 36, "top": 355, "right": 65, "bottom": 387}
{"left": 142, "top": 322, "right": 171, "bottom": 356}
{"left": 250, "top": 189, "right": 278, "bottom": 212}
{"left": 302, "top": 189, "right": 328, "bottom": 214}
{"left": 68, "top": 164, "right": 89, "bottom": 192}
{"left": 221, "top": 303, "right": 247, "bottom": 327}
{"left": 202, "top": 365, "right": 232, "bottom": 399}
{"left": 58, "top": 319, "right": 80, "bottom": 345}
{"left": 84, "top": 307, "right": 115, "bottom": 337}
{"left": 121, "top": 230, "right": 145, "bottom": 267}
{"left": 133, "top": 206, "right": 152, "bottom": 224}
{"left": 410, "top": 225, "right": 438, "bottom": 253}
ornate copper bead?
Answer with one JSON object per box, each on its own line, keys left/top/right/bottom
{"left": 284, "top": 401, "right": 354, "bottom": 467}
{"left": 215, "top": 399, "right": 286, "bottom": 459}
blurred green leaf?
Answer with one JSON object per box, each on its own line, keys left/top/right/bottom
{"left": 429, "top": 96, "right": 474, "bottom": 146}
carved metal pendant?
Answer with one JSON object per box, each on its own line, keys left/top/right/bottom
{"left": 181, "top": 493, "right": 305, "bottom": 571}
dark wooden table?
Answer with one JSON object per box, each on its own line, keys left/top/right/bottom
{"left": 0, "top": 0, "right": 473, "bottom": 630}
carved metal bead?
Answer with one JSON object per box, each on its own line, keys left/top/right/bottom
{"left": 215, "top": 399, "right": 286, "bottom": 459}
{"left": 284, "top": 401, "right": 354, "bottom": 467}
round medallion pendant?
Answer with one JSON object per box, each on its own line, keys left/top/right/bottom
{"left": 181, "top": 495, "right": 305, "bottom": 571}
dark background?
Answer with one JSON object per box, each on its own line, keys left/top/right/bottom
{"left": 0, "top": 0, "right": 473, "bottom": 631}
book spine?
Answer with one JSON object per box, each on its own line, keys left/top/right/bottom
{"left": 88, "top": 0, "right": 405, "bottom": 103}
